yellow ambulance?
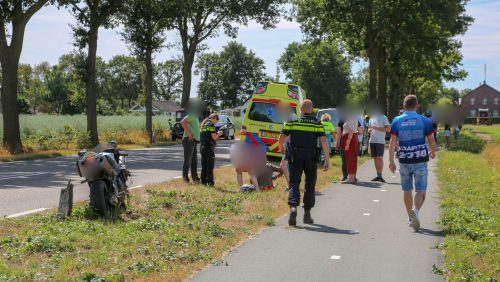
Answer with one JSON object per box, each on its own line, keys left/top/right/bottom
{"left": 240, "top": 81, "right": 305, "bottom": 157}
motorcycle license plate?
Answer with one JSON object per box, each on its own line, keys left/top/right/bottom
{"left": 260, "top": 131, "right": 280, "bottom": 139}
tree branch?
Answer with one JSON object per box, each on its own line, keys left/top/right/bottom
{"left": 197, "top": 13, "right": 227, "bottom": 44}
{"left": 25, "top": 0, "right": 50, "bottom": 20}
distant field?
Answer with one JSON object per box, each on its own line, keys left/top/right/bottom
{"left": 0, "top": 114, "right": 173, "bottom": 140}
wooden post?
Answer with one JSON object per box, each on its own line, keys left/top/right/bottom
{"left": 58, "top": 180, "right": 74, "bottom": 218}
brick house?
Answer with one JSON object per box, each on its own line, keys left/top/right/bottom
{"left": 460, "top": 83, "right": 500, "bottom": 117}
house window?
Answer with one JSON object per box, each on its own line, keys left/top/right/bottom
{"left": 483, "top": 98, "right": 488, "bottom": 105}
{"left": 470, "top": 98, "right": 475, "bottom": 105}
{"left": 493, "top": 110, "right": 499, "bottom": 117}
{"left": 470, "top": 110, "right": 476, "bottom": 117}
{"left": 495, "top": 98, "right": 499, "bottom": 105}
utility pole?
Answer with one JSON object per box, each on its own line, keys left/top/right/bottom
{"left": 275, "top": 63, "right": 281, "bottom": 82}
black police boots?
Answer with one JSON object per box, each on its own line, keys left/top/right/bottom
{"left": 303, "top": 208, "right": 314, "bottom": 224}
{"left": 288, "top": 207, "right": 297, "bottom": 226}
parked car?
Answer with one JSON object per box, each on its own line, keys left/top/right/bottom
{"left": 215, "top": 114, "right": 236, "bottom": 140}
{"left": 169, "top": 109, "right": 187, "bottom": 141}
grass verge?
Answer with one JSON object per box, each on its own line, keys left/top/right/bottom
{"left": 0, "top": 156, "right": 365, "bottom": 281}
{"left": 436, "top": 142, "right": 500, "bottom": 280}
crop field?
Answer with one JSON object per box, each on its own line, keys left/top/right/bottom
{"left": 0, "top": 115, "right": 243, "bottom": 154}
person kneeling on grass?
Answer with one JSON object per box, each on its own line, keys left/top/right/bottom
{"left": 200, "top": 113, "right": 224, "bottom": 186}
{"left": 230, "top": 143, "right": 283, "bottom": 191}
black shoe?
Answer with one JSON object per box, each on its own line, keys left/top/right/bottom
{"left": 303, "top": 209, "right": 314, "bottom": 224}
{"left": 192, "top": 177, "right": 201, "bottom": 184}
{"left": 340, "top": 178, "right": 347, "bottom": 182}
{"left": 183, "top": 177, "right": 190, "bottom": 183}
{"left": 378, "top": 177, "right": 386, "bottom": 183}
{"left": 371, "top": 176, "right": 380, "bottom": 182}
{"left": 288, "top": 207, "right": 297, "bottom": 226}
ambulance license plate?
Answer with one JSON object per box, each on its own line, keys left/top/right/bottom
{"left": 260, "top": 131, "right": 280, "bottom": 139}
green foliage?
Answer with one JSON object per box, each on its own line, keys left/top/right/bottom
{"left": 16, "top": 96, "right": 31, "bottom": 114}
{"left": 279, "top": 40, "right": 351, "bottom": 107}
{"left": 439, "top": 129, "right": 486, "bottom": 153}
{"left": 437, "top": 150, "right": 499, "bottom": 280}
{"left": 196, "top": 42, "right": 266, "bottom": 109}
{"left": 154, "top": 60, "right": 182, "bottom": 102}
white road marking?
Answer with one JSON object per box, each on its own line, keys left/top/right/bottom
{"left": 0, "top": 172, "right": 48, "bottom": 181}
{"left": 129, "top": 185, "right": 144, "bottom": 190}
{"left": 363, "top": 213, "right": 371, "bottom": 216}
{"left": 173, "top": 176, "right": 182, "bottom": 179}
{"left": 373, "top": 200, "right": 380, "bottom": 202}
{"left": 380, "top": 189, "right": 387, "bottom": 192}
{"left": 330, "top": 255, "right": 341, "bottom": 260}
{"left": 6, "top": 208, "right": 48, "bottom": 218}
{"left": 349, "top": 230, "right": 359, "bottom": 234}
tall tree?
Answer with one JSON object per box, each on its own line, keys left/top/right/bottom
{"left": 154, "top": 59, "right": 182, "bottom": 102}
{"left": 0, "top": 0, "right": 50, "bottom": 153}
{"left": 26, "top": 62, "right": 50, "bottom": 113}
{"left": 173, "top": 0, "right": 286, "bottom": 108}
{"left": 107, "top": 55, "right": 143, "bottom": 109}
{"left": 279, "top": 41, "right": 351, "bottom": 107}
{"left": 64, "top": 0, "right": 122, "bottom": 146}
{"left": 195, "top": 42, "right": 266, "bottom": 109}
{"left": 120, "top": 0, "right": 176, "bottom": 143}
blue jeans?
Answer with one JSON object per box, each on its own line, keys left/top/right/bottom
{"left": 399, "top": 162, "right": 428, "bottom": 192}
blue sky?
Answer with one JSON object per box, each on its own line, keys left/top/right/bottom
{"left": 17, "top": 0, "right": 500, "bottom": 96}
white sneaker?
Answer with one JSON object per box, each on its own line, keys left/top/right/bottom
{"left": 409, "top": 209, "right": 420, "bottom": 231}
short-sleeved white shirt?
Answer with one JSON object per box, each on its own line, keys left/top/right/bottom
{"left": 369, "top": 114, "right": 390, "bottom": 144}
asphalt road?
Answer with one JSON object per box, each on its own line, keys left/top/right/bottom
{"left": 193, "top": 155, "right": 443, "bottom": 282}
{"left": 0, "top": 141, "right": 233, "bottom": 217}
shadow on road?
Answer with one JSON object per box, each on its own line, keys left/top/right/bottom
{"left": 297, "top": 223, "right": 359, "bottom": 235}
{"left": 417, "top": 228, "right": 444, "bottom": 237}
{"left": 352, "top": 181, "right": 383, "bottom": 189}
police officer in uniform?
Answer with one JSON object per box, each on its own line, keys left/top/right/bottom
{"left": 279, "top": 99, "right": 330, "bottom": 226}
{"left": 200, "top": 113, "right": 223, "bottom": 186}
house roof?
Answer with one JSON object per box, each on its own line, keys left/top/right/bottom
{"left": 462, "top": 83, "right": 500, "bottom": 100}
{"left": 152, "top": 100, "right": 181, "bottom": 112}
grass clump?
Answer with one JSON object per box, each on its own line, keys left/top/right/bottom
{"left": 437, "top": 148, "right": 500, "bottom": 281}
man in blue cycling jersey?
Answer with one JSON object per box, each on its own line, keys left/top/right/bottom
{"left": 389, "top": 95, "right": 436, "bottom": 231}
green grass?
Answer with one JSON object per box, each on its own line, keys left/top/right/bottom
{"left": 436, "top": 147, "right": 500, "bottom": 280}
{"left": 466, "top": 124, "right": 500, "bottom": 142}
{"left": 0, "top": 156, "right": 355, "bottom": 281}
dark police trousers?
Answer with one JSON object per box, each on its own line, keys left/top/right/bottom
{"left": 288, "top": 148, "right": 317, "bottom": 209}
{"left": 200, "top": 144, "right": 215, "bottom": 185}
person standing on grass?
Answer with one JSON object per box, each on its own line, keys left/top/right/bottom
{"left": 180, "top": 102, "right": 201, "bottom": 184}
{"left": 389, "top": 95, "right": 436, "bottom": 231}
{"left": 320, "top": 113, "right": 335, "bottom": 163}
{"left": 444, "top": 123, "right": 451, "bottom": 149}
{"left": 335, "top": 114, "right": 362, "bottom": 182}
{"left": 200, "top": 113, "right": 223, "bottom": 186}
{"left": 368, "top": 108, "right": 391, "bottom": 182}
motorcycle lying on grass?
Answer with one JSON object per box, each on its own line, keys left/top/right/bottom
{"left": 76, "top": 141, "right": 131, "bottom": 217}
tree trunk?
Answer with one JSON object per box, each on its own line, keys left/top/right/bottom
{"left": 181, "top": 48, "right": 196, "bottom": 108}
{"left": 86, "top": 25, "right": 100, "bottom": 146}
{"left": 387, "top": 62, "right": 403, "bottom": 120}
{"left": 377, "top": 49, "right": 388, "bottom": 115}
{"left": 145, "top": 50, "right": 154, "bottom": 144}
{"left": 1, "top": 57, "right": 23, "bottom": 153}
{"left": 366, "top": 8, "right": 378, "bottom": 102}
{"left": 0, "top": 19, "right": 27, "bottom": 154}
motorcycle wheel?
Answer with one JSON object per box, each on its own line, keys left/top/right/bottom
{"left": 90, "top": 180, "right": 108, "bottom": 215}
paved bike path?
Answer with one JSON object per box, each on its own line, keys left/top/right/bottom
{"left": 193, "top": 156, "right": 443, "bottom": 282}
